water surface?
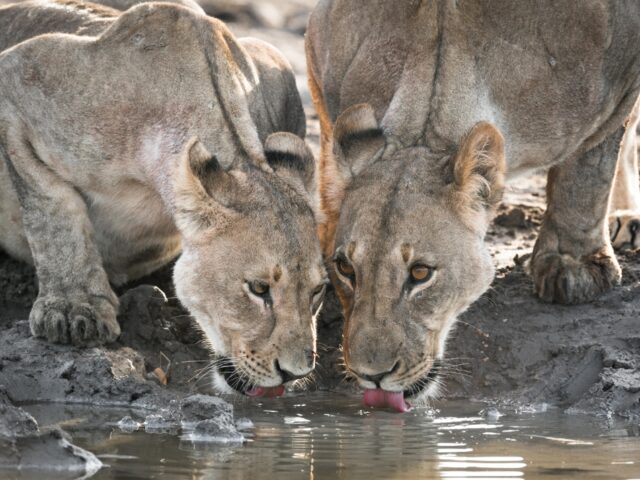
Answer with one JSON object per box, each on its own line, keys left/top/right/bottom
{"left": 15, "top": 392, "right": 640, "bottom": 479}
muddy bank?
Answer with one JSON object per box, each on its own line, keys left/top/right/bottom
{"left": 0, "top": 257, "right": 246, "bottom": 472}
{"left": 449, "top": 250, "right": 640, "bottom": 418}
{"left": 0, "top": 263, "right": 210, "bottom": 407}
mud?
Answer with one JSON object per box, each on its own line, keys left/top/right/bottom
{"left": 0, "top": 0, "right": 639, "bottom": 457}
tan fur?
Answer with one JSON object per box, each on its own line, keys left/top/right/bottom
{"left": 0, "top": 0, "right": 325, "bottom": 394}
{"left": 609, "top": 98, "right": 640, "bottom": 250}
{"left": 306, "top": 0, "right": 640, "bottom": 402}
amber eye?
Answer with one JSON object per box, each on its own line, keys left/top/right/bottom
{"left": 410, "top": 264, "right": 433, "bottom": 283}
{"left": 249, "top": 281, "right": 270, "bottom": 297}
{"left": 336, "top": 258, "right": 355, "bottom": 278}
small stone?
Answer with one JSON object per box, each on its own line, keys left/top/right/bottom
{"left": 495, "top": 208, "right": 528, "bottom": 229}
{"left": 116, "top": 416, "right": 140, "bottom": 433}
{"left": 235, "top": 418, "right": 254, "bottom": 431}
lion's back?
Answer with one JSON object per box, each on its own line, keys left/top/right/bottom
{"left": 307, "top": 0, "right": 640, "bottom": 174}
{"left": 0, "top": 0, "right": 118, "bottom": 53}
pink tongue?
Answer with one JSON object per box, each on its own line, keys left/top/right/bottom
{"left": 245, "top": 385, "right": 285, "bottom": 398}
{"left": 363, "top": 389, "right": 411, "bottom": 413}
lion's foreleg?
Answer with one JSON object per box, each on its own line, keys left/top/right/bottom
{"left": 4, "top": 133, "right": 120, "bottom": 346}
{"left": 530, "top": 127, "right": 624, "bottom": 304}
{"left": 608, "top": 99, "right": 640, "bottom": 250}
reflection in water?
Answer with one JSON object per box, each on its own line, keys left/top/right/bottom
{"left": 17, "top": 393, "right": 640, "bottom": 480}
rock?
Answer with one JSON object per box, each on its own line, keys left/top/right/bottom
{"left": 0, "top": 389, "right": 102, "bottom": 476}
{"left": 235, "top": 417, "right": 254, "bottom": 431}
{"left": 144, "top": 413, "right": 179, "bottom": 434}
{"left": 116, "top": 415, "right": 141, "bottom": 433}
{"left": 0, "top": 428, "right": 102, "bottom": 475}
{"left": 0, "top": 387, "right": 38, "bottom": 439}
{"left": 180, "top": 394, "right": 234, "bottom": 423}
{"left": 187, "top": 418, "right": 245, "bottom": 444}
{"left": 494, "top": 207, "right": 528, "bottom": 229}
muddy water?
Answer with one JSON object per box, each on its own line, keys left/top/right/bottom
{"left": 12, "top": 392, "right": 640, "bottom": 480}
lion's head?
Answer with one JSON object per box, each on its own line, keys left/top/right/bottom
{"left": 323, "top": 104, "right": 505, "bottom": 410}
{"left": 173, "top": 134, "right": 327, "bottom": 397}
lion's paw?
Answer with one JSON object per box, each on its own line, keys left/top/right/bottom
{"left": 530, "top": 249, "right": 621, "bottom": 305}
{"left": 609, "top": 211, "right": 640, "bottom": 250}
{"left": 29, "top": 295, "right": 120, "bottom": 346}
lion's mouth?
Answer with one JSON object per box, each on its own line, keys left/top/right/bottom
{"left": 216, "top": 356, "right": 285, "bottom": 398}
{"left": 362, "top": 360, "right": 441, "bottom": 413}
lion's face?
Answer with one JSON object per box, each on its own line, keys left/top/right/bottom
{"left": 173, "top": 135, "right": 326, "bottom": 396}
{"left": 325, "top": 105, "right": 505, "bottom": 407}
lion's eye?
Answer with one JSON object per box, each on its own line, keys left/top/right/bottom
{"left": 410, "top": 264, "right": 433, "bottom": 283}
{"left": 248, "top": 280, "right": 270, "bottom": 297}
{"left": 336, "top": 258, "right": 355, "bottom": 278}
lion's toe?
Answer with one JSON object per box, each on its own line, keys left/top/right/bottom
{"left": 531, "top": 250, "right": 621, "bottom": 305}
{"left": 610, "top": 211, "right": 640, "bottom": 250}
{"left": 30, "top": 295, "right": 120, "bottom": 346}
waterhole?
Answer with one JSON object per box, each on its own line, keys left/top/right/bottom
{"left": 12, "top": 392, "right": 640, "bottom": 480}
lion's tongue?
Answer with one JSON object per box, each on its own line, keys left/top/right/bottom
{"left": 363, "top": 389, "right": 411, "bottom": 413}
{"left": 245, "top": 385, "right": 285, "bottom": 398}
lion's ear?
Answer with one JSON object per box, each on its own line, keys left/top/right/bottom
{"left": 333, "top": 103, "right": 386, "bottom": 179}
{"left": 173, "top": 137, "right": 239, "bottom": 237}
{"left": 264, "top": 132, "right": 315, "bottom": 197}
{"left": 450, "top": 122, "right": 506, "bottom": 230}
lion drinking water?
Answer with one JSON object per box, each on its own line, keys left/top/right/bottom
{"left": 306, "top": 0, "right": 640, "bottom": 410}
{"left": 0, "top": 0, "right": 327, "bottom": 396}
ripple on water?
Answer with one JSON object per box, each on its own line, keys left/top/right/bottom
{"left": 18, "top": 393, "right": 640, "bottom": 480}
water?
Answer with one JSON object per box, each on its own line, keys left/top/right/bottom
{"left": 10, "top": 392, "right": 640, "bottom": 480}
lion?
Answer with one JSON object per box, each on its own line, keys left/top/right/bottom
{"left": 0, "top": 0, "right": 327, "bottom": 397}
{"left": 306, "top": 0, "right": 640, "bottom": 410}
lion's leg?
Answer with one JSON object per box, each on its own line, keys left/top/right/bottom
{"left": 0, "top": 151, "right": 31, "bottom": 262}
{"left": 3, "top": 133, "right": 120, "bottom": 345}
{"left": 530, "top": 127, "right": 624, "bottom": 304}
{"left": 608, "top": 102, "right": 640, "bottom": 250}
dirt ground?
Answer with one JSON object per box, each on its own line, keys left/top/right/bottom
{"left": 1, "top": 1, "right": 639, "bottom": 452}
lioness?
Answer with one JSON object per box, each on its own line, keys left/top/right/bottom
{"left": 0, "top": 0, "right": 327, "bottom": 396}
{"left": 306, "top": 0, "right": 640, "bottom": 410}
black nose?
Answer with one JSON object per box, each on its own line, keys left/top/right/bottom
{"left": 275, "top": 360, "right": 306, "bottom": 383}
{"left": 353, "top": 361, "right": 400, "bottom": 387}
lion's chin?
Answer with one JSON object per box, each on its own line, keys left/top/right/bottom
{"left": 211, "top": 361, "right": 286, "bottom": 398}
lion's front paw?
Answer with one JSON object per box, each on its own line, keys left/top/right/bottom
{"left": 531, "top": 249, "right": 621, "bottom": 304}
{"left": 30, "top": 294, "right": 120, "bottom": 346}
{"left": 609, "top": 211, "right": 640, "bottom": 250}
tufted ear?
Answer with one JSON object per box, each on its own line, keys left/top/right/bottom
{"left": 332, "top": 103, "right": 386, "bottom": 179}
{"left": 173, "top": 137, "right": 239, "bottom": 238}
{"left": 264, "top": 132, "right": 315, "bottom": 196}
{"left": 449, "top": 122, "right": 506, "bottom": 231}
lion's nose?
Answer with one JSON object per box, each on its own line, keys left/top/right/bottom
{"left": 353, "top": 361, "right": 400, "bottom": 387}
